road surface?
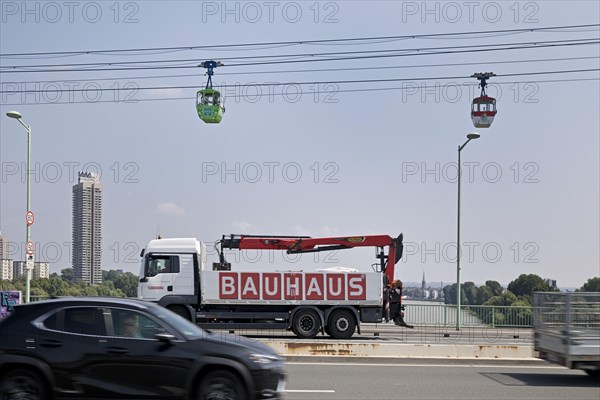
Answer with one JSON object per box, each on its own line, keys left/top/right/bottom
{"left": 283, "top": 359, "right": 600, "bottom": 400}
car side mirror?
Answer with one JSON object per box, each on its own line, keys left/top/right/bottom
{"left": 155, "top": 332, "right": 176, "bottom": 343}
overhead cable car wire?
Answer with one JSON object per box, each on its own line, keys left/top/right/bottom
{"left": 2, "top": 38, "right": 597, "bottom": 70}
{"left": 2, "top": 40, "right": 598, "bottom": 74}
{"left": 5, "top": 56, "right": 597, "bottom": 85}
{"left": 1, "top": 23, "right": 597, "bottom": 58}
{"left": 1, "top": 68, "right": 597, "bottom": 95}
{"left": 2, "top": 77, "right": 598, "bottom": 106}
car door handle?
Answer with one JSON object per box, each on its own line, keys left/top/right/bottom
{"left": 40, "top": 339, "right": 63, "bottom": 348}
{"left": 106, "top": 347, "right": 129, "bottom": 354}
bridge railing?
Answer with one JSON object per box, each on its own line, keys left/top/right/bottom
{"left": 403, "top": 303, "right": 533, "bottom": 328}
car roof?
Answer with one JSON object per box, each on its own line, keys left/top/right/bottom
{"left": 14, "top": 297, "right": 159, "bottom": 311}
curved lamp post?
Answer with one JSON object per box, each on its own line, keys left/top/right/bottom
{"left": 6, "top": 111, "right": 33, "bottom": 303}
{"left": 456, "top": 132, "right": 480, "bottom": 330}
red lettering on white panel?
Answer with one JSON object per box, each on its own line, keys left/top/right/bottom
{"left": 262, "top": 273, "right": 281, "bottom": 300}
{"left": 284, "top": 273, "right": 303, "bottom": 300}
{"left": 326, "top": 274, "right": 345, "bottom": 300}
{"left": 219, "top": 272, "right": 238, "bottom": 299}
{"left": 305, "top": 274, "right": 324, "bottom": 300}
{"left": 241, "top": 273, "right": 260, "bottom": 299}
{"left": 347, "top": 274, "right": 366, "bottom": 300}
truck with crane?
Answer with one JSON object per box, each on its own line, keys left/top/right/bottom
{"left": 137, "top": 233, "right": 410, "bottom": 339}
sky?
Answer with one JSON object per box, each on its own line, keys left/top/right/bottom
{"left": 0, "top": 0, "right": 598, "bottom": 289}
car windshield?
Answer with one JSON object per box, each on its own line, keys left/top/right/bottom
{"left": 145, "top": 304, "right": 207, "bottom": 340}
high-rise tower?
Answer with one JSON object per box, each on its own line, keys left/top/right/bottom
{"left": 72, "top": 172, "right": 102, "bottom": 285}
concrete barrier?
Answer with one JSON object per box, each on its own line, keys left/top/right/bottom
{"left": 261, "top": 340, "right": 536, "bottom": 360}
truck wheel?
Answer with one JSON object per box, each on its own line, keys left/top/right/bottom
{"left": 0, "top": 368, "right": 47, "bottom": 400}
{"left": 328, "top": 309, "right": 356, "bottom": 339}
{"left": 169, "top": 305, "right": 191, "bottom": 321}
{"left": 196, "top": 370, "right": 247, "bottom": 400}
{"left": 585, "top": 370, "right": 600, "bottom": 378}
{"left": 292, "top": 309, "right": 321, "bottom": 339}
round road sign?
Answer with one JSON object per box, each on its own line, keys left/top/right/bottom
{"left": 26, "top": 240, "right": 34, "bottom": 256}
{"left": 26, "top": 210, "right": 34, "bottom": 226}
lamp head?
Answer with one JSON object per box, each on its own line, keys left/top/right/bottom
{"left": 466, "top": 132, "right": 480, "bottom": 140}
{"left": 6, "top": 111, "right": 23, "bottom": 119}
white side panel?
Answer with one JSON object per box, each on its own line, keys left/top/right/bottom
{"left": 200, "top": 271, "right": 382, "bottom": 306}
{"left": 172, "top": 253, "right": 195, "bottom": 296}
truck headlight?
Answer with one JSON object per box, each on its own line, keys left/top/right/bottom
{"left": 249, "top": 353, "right": 280, "bottom": 364}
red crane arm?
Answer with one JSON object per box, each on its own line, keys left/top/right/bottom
{"left": 220, "top": 234, "right": 403, "bottom": 283}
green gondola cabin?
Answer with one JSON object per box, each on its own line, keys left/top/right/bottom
{"left": 196, "top": 88, "right": 225, "bottom": 124}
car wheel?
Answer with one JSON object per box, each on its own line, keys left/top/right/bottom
{"left": 169, "top": 305, "right": 191, "bottom": 321}
{"left": 292, "top": 309, "right": 321, "bottom": 339}
{"left": 196, "top": 370, "right": 247, "bottom": 400}
{"left": 327, "top": 309, "right": 356, "bottom": 339}
{"left": 0, "top": 368, "right": 47, "bottom": 400}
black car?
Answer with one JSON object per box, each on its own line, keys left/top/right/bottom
{"left": 0, "top": 297, "right": 286, "bottom": 400}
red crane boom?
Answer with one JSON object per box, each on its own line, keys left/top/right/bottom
{"left": 219, "top": 233, "right": 403, "bottom": 284}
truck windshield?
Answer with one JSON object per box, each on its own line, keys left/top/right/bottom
{"left": 145, "top": 255, "right": 180, "bottom": 277}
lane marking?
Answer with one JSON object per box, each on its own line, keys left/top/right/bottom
{"left": 285, "top": 390, "right": 336, "bottom": 393}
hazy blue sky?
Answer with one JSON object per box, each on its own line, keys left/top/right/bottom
{"left": 1, "top": 0, "right": 598, "bottom": 288}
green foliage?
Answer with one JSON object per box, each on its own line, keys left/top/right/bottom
{"left": 484, "top": 291, "right": 518, "bottom": 307}
{"left": 507, "top": 274, "right": 553, "bottom": 298}
{"left": 485, "top": 280, "right": 503, "bottom": 296}
{"left": 103, "top": 271, "right": 139, "bottom": 297}
{"left": 476, "top": 285, "right": 493, "bottom": 304}
{"left": 3, "top": 269, "right": 137, "bottom": 300}
{"left": 579, "top": 277, "right": 600, "bottom": 292}
{"left": 442, "top": 283, "right": 467, "bottom": 305}
{"left": 60, "top": 268, "right": 75, "bottom": 283}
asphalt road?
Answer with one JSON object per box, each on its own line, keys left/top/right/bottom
{"left": 283, "top": 360, "right": 600, "bottom": 400}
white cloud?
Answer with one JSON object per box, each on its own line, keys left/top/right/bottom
{"left": 232, "top": 221, "right": 265, "bottom": 233}
{"left": 290, "top": 225, "right": 341, "bottom": 237}
{"left": 155, "top": 202, "right": 186, "bottom": 216}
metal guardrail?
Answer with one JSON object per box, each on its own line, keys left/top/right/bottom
{"left": 28, "top": 296, "right": 534, "bottom": 327}
{"left": 404, "top": 303, "right": 533, "bottom": 328}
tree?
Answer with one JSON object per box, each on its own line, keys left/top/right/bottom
{"left": 462, "top": 282, "right": 477, "bottom": 305}
{"left": 60, "top": 268, "right": 75, "bottom": 283}
{"left": 507, "top": 274, "right": 552, "bottom": 299}
{"left": 443, "top": 283, "right": 467, "bottom": 305}
{"left": 485, "top": 280, "right": 503, "bottom": 296}
{"left": 484, "top": 291, "right": 518, "bottom": 307}
{"left": 476, "top": 285, "right": 493, "bottom": 305}
{"left": 579, "top": 277, "right": 600, "bottom": 292}
{"left": 112, "top": 273, "right": 139, "bottom": 297}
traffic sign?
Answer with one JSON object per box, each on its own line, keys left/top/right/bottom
{"left": 26, "top": 210, "right": 34, "bottom": 226}
{"left": 26, "top": 241, "right": 34, "bottom": 256}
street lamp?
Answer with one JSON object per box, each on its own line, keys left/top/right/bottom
{"left": 456, "top": 131, "right": 480, "bottom": 330}
{"left": 6, "top": 111, "right": 33, "bottom": 303}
